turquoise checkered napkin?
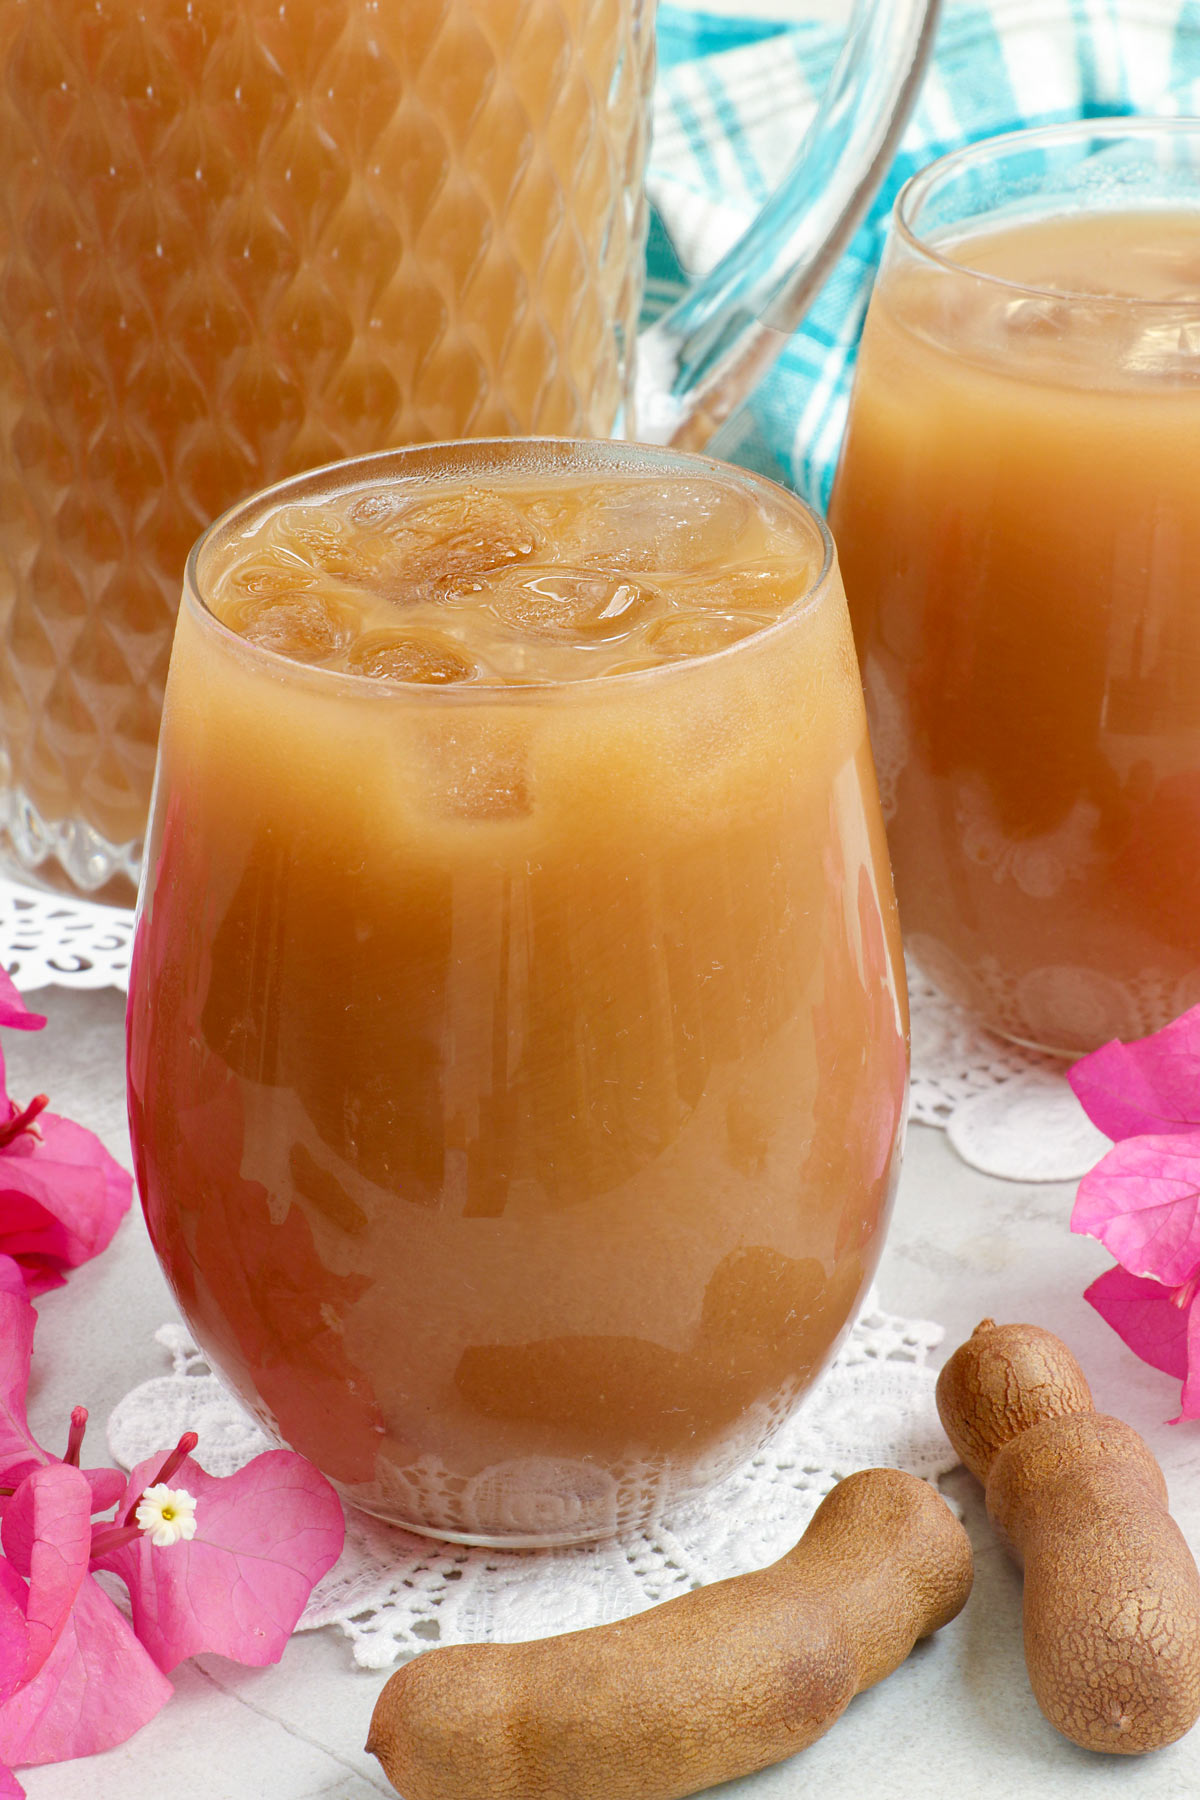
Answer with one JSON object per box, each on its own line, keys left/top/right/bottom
{"left": 649, "top": 0, "right": 1200, "bottom": 505}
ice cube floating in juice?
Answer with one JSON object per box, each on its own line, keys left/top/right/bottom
{"left": 208, "top": 471, "right": 824, "bottom": 682}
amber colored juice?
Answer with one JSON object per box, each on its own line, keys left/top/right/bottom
{"left": 0, "top": 0, "right": 648, "bottom": 897}
{"left": 126, "top": 444, "right": 907, "bottom": 1545}
{"left": 831, "top": 210, "right": 1200, "bottom": 1054}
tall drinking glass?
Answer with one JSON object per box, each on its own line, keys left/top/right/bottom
{"left": 126, "top": 438, "right": 907, "bottom": 1546}
{"left": 830, "top": 120, "right": 1200, "bottom": 1056}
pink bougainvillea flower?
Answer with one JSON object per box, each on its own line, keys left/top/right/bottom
{"left": 0, "top": 1260, "right": 25, "bottom": 1302}
{"left": 0, "top": 1292, "right": 125, "bottom": 1514}
{"left": 0, "top": 1565, "right": 22, "bottom": 1800}
{"left": 1068, "top": 1003, "right": 1200, "bottom": 1142}
{"left": 0, "top": 1103, "right": 133, "bottom": 1299}
{"left": 1085, "top": 1266, "right": 1200, "bottom": 1424}
{"left": 0, "top": 977, "right": 43, "bottom": 1037}
{"left": 2, "top": 1463, "right": 95, "bottom": 1678}
{"left": 0, "top": 1557, "right": 27, "bottom": 1696}
{"left": 1071, "top": 1133, "right": 1200, "bottom": 1290}
{"left": 0, "top": 1247, "right": 345, "bottom": 1785}
{"left": 0, "top": 970, "right": 131, "bottom": 1299}
{"left": 0, "top": 1464, "right": 172, "bottom": 1771}
{"left": 1084, "top": 1266, "right": 1191, "bottom": 1382}
{"left": 0, "top": 1293, "right": 44, "bottom": 1484}
{"left": 1070, "top": 1005, "right": 1200, "bottom": 1421}
{"left": 93, "top": 1448, "right": 345, "bottom": 1672}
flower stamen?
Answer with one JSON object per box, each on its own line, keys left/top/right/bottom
{"left": 0, "top": 1091, "right": 49, "bottom": 1149}
{"left": 64, "top": 1404, "right": 88, "bottom": 1467}
{"left": 121, "top": 1431, "right": 199, "bottom": 1528}
{"left": 1171, "top": 1274, "right": 1199, "bottom": 1312}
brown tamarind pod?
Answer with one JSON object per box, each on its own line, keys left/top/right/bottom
{"left": 938, "top": 1318, "right": 1200, "bottom": 1754}
{"left": 366, "top": 1466, "right": 972, "bottom": 1800}
{"left": 934, "top": 1317, "right": 1093, "bottom": 1484}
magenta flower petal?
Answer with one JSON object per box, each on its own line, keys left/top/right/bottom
{"left": 1071, "top": 1130, "right": 1200, "bottom": 1288}
{"left": 0, "top": 1563, "right": 27, "bottom": 1701}
{"left": 1177, "top": 1297, "right": 1200, "bottom": 1423}
{"left": 1, "top": 1466, "right": 92, "bottom": 1683}
{"left": 0, "top": 1572, "right": 172, "bottom": 1768}
{"left": 0, "top": 1112, "right": 132, "bottom": 1292}
{"left": 1085, "top": 1264, "right": 1190, "bottom": 1381}
{"left": 0, "top": 1296, "right": 40, "bottom": 1481}
{"left": 0, "top": 1463, "right": 171, "bottom": 1770}
{"left": 1069, "top": 1004, "right": 1200, "bottom": 1141}
{"left": 0, "top": 977, "right": 44, "bottom": 1036}
{"left": 95, "top": 1449, "right": 344, "bottom": 1672}
{"left": 0, "top": 1261, "right": 24, "bottom": 1303}
{"left": 5, "top": 1266, "right": 65, "bottom": 1301}
{"left": 80, "top": 1467, "right": 127, "bottom": 1515}
{"left": 0, "top": 1767, "right": 24, "bottom": 1799}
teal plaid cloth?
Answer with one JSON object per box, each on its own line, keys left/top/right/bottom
{"left": 648, "top": 0, "right": 1200, "bottom": 505}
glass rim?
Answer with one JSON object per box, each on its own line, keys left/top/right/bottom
{"left": 895, "top": 115, "right": 1200, "bottom": 308}
{"left": 181, "top": 437, "right": 836, "bottom": 706}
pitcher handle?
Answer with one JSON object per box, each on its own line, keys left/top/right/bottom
{"left": 636, "top": 0, "right": 941, "bottom": 451}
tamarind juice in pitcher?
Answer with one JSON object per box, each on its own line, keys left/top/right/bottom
{"left": 832, "top": 124, "right": 1200, "bottom": 1054}
{"left": 0, "top": 0, "right": 649, "bottom": 899}
{"left": 126, "top": 440, "right": 908, "bottom": 1547}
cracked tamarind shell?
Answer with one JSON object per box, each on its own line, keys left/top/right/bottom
{"left": 938, "top": 1318, "right": 1200, "bottom": 1754}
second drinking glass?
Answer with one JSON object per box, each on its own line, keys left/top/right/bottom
{"left": 831, "top": 120, "right": 1200, "bottom": 1056}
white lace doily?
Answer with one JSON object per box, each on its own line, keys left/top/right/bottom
{"left": 106, "top": 1297, "right": 954, "bottom": 1670}
{"left": 0, "top": 878, "right": 134, "bottom": 989}
{"left": 907, "top": 964, "right": 1108, "bottom": 1183}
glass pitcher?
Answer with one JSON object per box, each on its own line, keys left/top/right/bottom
{"left": 0, "top": 0, "right": 938, "bottom": 903}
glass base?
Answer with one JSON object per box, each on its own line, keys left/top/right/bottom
{"left": 348, "top": 1505, "right": 641, "bottom": 1551}
{"left": 989, "top": 1028, "right": 1078, "bottom": 1061}
{"left": 905, "top": 934, "right": 1184, "bottom": 1059}
{"left": 0, "top": 788, "right": 141, "bottom": 908}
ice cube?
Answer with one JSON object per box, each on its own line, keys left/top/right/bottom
{"left": 259, "top": 504, "right": 408, "bottom": 586}
{"left": 1123, "top": 315, "right": 1200, "bottom": 379}
{"left": 344, "top": 489, "right": 410, "bottom": 530}
{"left": 346, "top": 629, "right": 475, "bottom": 684}
{"left": 423, "top": 727, "right": 532, "bottom": 821}
{"left": 222, "top": 553, "right": 320, "bottom": 599}
{"left": 382, "top": 489, "right": 541, "bottom": 593}
{"left": 1002, "top": 296, "right": 1072, "bottom": 341}
{"left": 534, "top": 477, "right": 755, "bottom": 573}
{"left": 483, "top": 569, "right": 657, "bottom": 640}
{"left": 266, "top": 504, "right": 379, "bottom": 579}
{"left": 224, "top": 591, "right": 361, "bottom": 663}
{"left": 644, "top": 611, "right": 765, "bottom": 660}
{"left": 666, "top": 560, "right": 813, "bottom": 619}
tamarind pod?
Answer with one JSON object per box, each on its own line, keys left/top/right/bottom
{"left": 366, "top": 1466, "right": 972, "bottom": 1800}
{"left": 935, "top": 1318, "right": 1092, "bottom": 1485}
{"left": 987, "top": 1413, "right": 1200, "bottom": 1755}
{"left": 938, "top": 1319, "right": 1200, "bottom": 1755}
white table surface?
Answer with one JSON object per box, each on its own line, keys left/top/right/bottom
{"left": 9, "top": 983, "right": 1200, "bottom": 1800}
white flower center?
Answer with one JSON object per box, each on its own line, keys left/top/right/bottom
{"left": 135, "top": 1482, "right": 199, "bottom": 1548}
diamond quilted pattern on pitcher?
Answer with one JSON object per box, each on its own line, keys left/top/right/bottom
{"left": 0, "top": 0, "right": 650, "bottom": 898}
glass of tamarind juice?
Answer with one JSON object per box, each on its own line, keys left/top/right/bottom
{"left": 125, "top": 438, "right": 908, "bottom": 1547}
{"left": 830, "top": 120, "right": 1200, "bottom": 1056}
